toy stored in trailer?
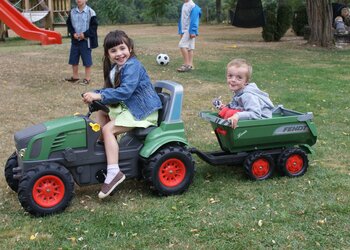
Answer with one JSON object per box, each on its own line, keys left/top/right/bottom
{"left": 191, "top": 105, "right": 317, "bottom": 180}
{"left": 4, "top": 81, "right": 195, "bottom": 216}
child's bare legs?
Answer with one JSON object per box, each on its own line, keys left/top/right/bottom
{"left": 93, "top": 110, "right": 110, "bottom": 141}
{"left": 188, "top": 49, "right": 194, "bottom": 68}
{"left": 95, "top": 111, "right": 110, "bottom": 127}
{"left": 102, "top": 120, "right": 132, "bottom": 165}
{"left": 98, "top": 119, "right": 133, "bottom": 199}
{"left": 85, "top": 66, "right": 91, "bottom": 81}
{"left": 179, "top": 48, "right": 194, "bottom": 71}
{"left": 70, "top": 65, "right": 91, "bottom": 82}
{"left": 72, "top": 65, "right": 79, "bottom": 79}
{"left": 180, "top": 47, "right": 190, "bottom": 66}
{"left": 180, "top": 48, "right": 194, "bottom": 67}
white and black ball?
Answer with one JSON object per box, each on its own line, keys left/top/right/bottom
{"left": 156, "top": 53, "right": 170, "bottom": 65}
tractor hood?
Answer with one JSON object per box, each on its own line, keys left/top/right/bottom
{"left": 14, "top": 123, "right": 47, "bottom": 150}
{"left": 14, "top": 115, "right": 87, "bottom": 160}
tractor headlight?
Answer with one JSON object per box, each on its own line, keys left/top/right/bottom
{"left": 18, "top": 148, "right": 26, "bottom": 158}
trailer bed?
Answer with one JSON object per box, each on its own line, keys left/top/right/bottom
{"left": 199, "top": 105, "right": 317, "bottom": 153}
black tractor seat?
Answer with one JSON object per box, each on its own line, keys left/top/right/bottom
{"left": 130, "top": 92, "right": 171, "bottom": 139}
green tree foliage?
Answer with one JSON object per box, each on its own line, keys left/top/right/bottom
{"left": 83, "top": 0, "right": 302, "bottom": 25}
{"left": 198, "top": 0, "right": 218, "bottom": 23}
{"left": 262, "top": 0, "right": 305, "bottom": 10}
{"left": 86, "top": 0, "right": 240, "bottom": 25}
{"left": 145, "top": 0, "right": 171, "bottom": 25}
{"left": 262, "top": 1, "right": 293, "bottom": 41}
{"left": 292, "top": 5, "right": 308, "bottom": 36}
{"left": 275, "top": 4, "right": 293, "bottom": 40}
{"left": 88, "top": 0, "right": 139, "bottom": 24}
{"left": 262, "top": 2, "right": 277, "bottom": 41}
{"left": 86, "top": 0, "right": 181, "bottom": 24}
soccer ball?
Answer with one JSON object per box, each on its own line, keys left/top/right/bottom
{"left": 156, "top": 53, "right": 170, "bottom": 65}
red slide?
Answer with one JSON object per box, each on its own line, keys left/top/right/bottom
{"left": 0, "top": 0, "right": 61, "bottom": 45}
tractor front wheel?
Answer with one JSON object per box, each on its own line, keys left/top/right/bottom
{"left": 18, "top": 163, "right": 74, "bottom": 216}
{"left": 143, "top": 145, "right": 195, "bottom": 196}
{"left": 244, "top": 152, "right": 275, "bottom": 180}
{"left": 4, "top": 152, "right": 20, "bottom": 192}
{"left": 278, "top": 147, "right": 308, "bottom": 177}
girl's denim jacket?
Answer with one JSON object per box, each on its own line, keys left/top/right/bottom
{"left": 96, "top": 57, "right": 162, "bottom": 120}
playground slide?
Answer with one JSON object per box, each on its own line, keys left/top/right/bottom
{"left": 0, "top": 0, "right": 61, "bottom": 45}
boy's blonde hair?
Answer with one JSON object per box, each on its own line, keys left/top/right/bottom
{"left": 335, "top": 16, "right": 344, "bottom": 22}
{"left": 227, "top": 58, "right": 253, "bottom": 81}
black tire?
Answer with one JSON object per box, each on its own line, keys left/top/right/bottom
{"left": 143, "top": 145, "right": 195, "bottom": 196}
{"left": 278, "top": 147, "right": 308, "bottom": 177}
{"left": 4, "top": 152, "right": 19, "bottom": 192}
{"left": 244, "top": 151, "right": 275, "bottom": 181}
{"left": 18, "top": 163, "right": 74, "bottom": 216}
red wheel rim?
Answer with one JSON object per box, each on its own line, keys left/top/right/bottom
{"left": 252, "top": 158, "right": 270, "bottom": 178}
{"left": 32, "top": 175, "right": 65, "bottom": 208}
{"left": 286, "top": 154, "right": 304, "bottom": 174}
{"left": 158, "top": 158, "right": 186, "bottom": 187}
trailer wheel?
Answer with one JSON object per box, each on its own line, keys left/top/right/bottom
{"left": 143, "top": 145, "right": 195, "bottom": 196}
{"left": 18, "top": 163, "right": 74, "bottom": 216}
{"left": 244, "top": 152, "right": 275, "bottom": 180}
{"left": 4, "top": 152, "right": 19, "bottom": 192}
{"left": 278, "top": 148, "right": 308, "bottom": 177}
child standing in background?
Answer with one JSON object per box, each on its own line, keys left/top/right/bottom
{"left": 82, "top": 30, "right": 162, "bottom": 199}
{"left": 177, "top": 0, "right": 201, "bottom": 72}
{"left": 66, "top": 0, "right": 98, "bottom": 85}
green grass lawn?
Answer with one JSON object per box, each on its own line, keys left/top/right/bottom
{"left": 0, "top": 24, "right": 349, "bottom": 249}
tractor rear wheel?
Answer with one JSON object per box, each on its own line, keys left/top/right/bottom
{"left": 18, "top": 163, "right": 74, "bottom": 216}
{"left": 278, "top": 147, "right": 308, "bottom": 177}
{"left": 244, "top": 151, "right": 275, "bottom": 180}
{"left": 4, "top": 152, "right": 19, "bottom": 192}
{"left": 143, "top": 145, "right": 195, "bottom": 196}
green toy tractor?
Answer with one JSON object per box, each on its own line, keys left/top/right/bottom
{"left": 4, "top": 81, "right": 195, "bottom": 216}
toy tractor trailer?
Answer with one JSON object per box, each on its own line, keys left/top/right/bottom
{"left": 191, "top": 105, "right": 318, "bottom": 180}
{"left": 4, "top": 79, "right": 318, "bottom": 216}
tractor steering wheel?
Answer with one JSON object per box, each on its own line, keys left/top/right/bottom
{"left": 82, "top": 93, "right": 110, "bottom": 116}
{"left": 89, "top": 100, "right": 110, "bottom": 114}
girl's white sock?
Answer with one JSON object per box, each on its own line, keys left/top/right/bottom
{"left": 105, "top": 164, "right": 120, "bottom": 184}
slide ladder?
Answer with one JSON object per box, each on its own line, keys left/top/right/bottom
{"left": 0, "top": 0, "right": 61, "bottom": 45}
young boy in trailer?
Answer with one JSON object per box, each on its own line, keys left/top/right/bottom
{"left": 177, "top": 0, "right": 201, "bottom": 72}
{"left": 214, "top": 58, "right": 274, "bottom": 129}
{"left": 65, "top": 0, "right": 98, "bottom": 85}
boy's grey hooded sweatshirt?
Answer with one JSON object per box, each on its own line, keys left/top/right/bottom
{"left": 228, "top": 83, "right": 274, "bottom": 120}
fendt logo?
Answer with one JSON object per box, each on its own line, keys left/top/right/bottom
{"left": 273, "top": 124, "right": 309, "bottom": 135}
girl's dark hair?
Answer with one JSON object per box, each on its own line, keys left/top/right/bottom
{"left": 103, "top": 30, "right": 136, "bottom": 88}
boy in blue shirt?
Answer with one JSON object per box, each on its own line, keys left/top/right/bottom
{"left": 65, "top": 0, "right": 98, "bottom": 85}
{"left": 177, "top": 0, "right": 201, "bottom": 72}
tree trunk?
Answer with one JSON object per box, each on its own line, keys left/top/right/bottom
{"left": 306, "top": 0, "right": 333, "bottom": 47}
{"left": 216, "top": 0, "right": 222, "bottom": 23}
